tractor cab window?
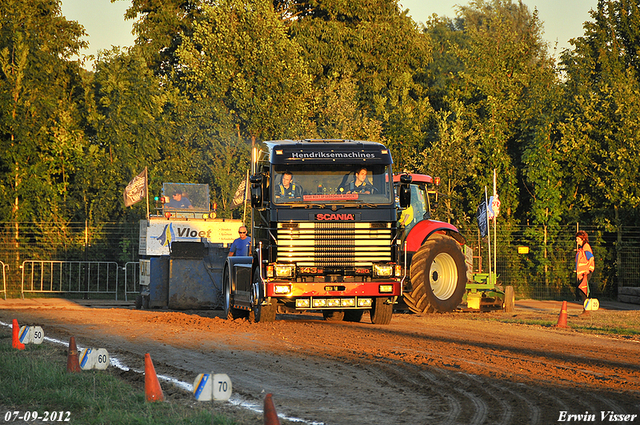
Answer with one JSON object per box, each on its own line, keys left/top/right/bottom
{"left": 272, "top": 164, "right": 393, "bottom": 205}
{"left": 399, "top": 184, "right": 429, "bottom": 233}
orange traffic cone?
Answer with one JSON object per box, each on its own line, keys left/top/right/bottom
{"left": 264, "top": 393, "right": 281, "bottom": 425}
{"left": 12, "top": 319, "right": 25, "bottom": 350}
{"left": 144, "top": 353, "right": 164, "bottom": 402}
{"left": 67, "top": 336, "right": 81, "bottom": 372}
{"left": 556, "top": 301, "right": 568, "bottom": 328}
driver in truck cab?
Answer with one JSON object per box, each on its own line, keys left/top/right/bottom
{"left": 341, "top": 167, "right": 375, "bottom": 194}
{"left": 275, "top": 171, "right": 302, "bottom": 200}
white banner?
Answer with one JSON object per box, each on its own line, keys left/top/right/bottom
{"left": 124, "top": 168, "right": 147, "bottom": 207}
{"left": 139, "top": 219, "right": 242, "bottom": 256}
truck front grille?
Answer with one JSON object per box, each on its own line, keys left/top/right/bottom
{"left": 276, "top": 222, "right": 393, "bottom": 267}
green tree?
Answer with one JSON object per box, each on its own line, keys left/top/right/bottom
{"left": 124, "top": 0, "right": 203, "bottom": 75}
{"left": 83, "top": 47, "right": 181, "bottom": 223}
{"left": 0, "top": 0, "right": 87, "bottom": 264}
{"left": 560, "top": 0, "right": 640, "bottom": 226}
{"left": 176, "top": 0, "right": 314, "bottom": 212}
{"left": 286, "top": 0, "right": 432, "bottom": 167}
{"left": 422, "top": 0, "right": 558, "bottom": 230}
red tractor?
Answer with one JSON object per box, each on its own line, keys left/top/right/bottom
{"left": 394, "top": 174, "right": 469, "bottom": 313}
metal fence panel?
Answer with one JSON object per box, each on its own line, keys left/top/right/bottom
{"left": 124, "top": 261, "right": 140, "bottom": 301}
{"left": 21, "top": 261, "right": 120, "bottom": 299}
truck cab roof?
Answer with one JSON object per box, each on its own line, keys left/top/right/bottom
{"left": 264, "top": 139, "right": 393, "bottom": 165}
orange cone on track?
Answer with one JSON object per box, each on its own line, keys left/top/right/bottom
{"left": 12, "top": 319, "right": 25, "bottom": 350}
{"left": 144, "top": 353, "right": 164, "bottom": 402}
{"left": 264, "top": 393, "right": 281, "bottom": 425}
{"left": 556, "top": 301, "right": 568, "bottom": 328}
{"left": 67, "top": 336, "right": 81, "bottom": 372}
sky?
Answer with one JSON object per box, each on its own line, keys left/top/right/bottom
{"left": 60, "top": 0, "right": 598, "bottom": 61}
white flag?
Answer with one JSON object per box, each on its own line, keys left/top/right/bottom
{"left": 124, "top": 168, "right": 147, "bottom": 207}
{"left": 231, "top": 178, "right": 247, "bottom": 209}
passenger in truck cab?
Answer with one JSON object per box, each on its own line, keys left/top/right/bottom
{"left": 275, "top": 171, "right": 302, "bottom": 200}
{"left": 340, "top": 167, "right": 375, "bottom": 194}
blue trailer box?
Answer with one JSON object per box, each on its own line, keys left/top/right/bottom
{"left": 149, "top": 256, "right": 169, "bottom": 308}
{"left": 168, "top": 242, "right": 228, "bottom": 309}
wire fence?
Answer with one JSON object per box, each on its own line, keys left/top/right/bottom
{"left": 465, "top": 223, "right": 640, "bottom": 300}
{"left": 0, "top": 221, "right": 139, "bottom": 298}
{"left": 0, "top": 221, "right": 638, "bottom": 301}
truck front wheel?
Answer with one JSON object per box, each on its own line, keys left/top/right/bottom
{"left": 250, "top": 301, "right": 277, "bottom": 323}
{"left": 370, "top": 297, "right": 393, "bottom": 324}
{"left": 406, "top": 234, "right": 466, "bottom": 313}
{"left": 323, "top": 310, "right": 345, "bottom": 321}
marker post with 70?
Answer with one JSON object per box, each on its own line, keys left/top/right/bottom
{"left": 193, "top": 373, "right": 232, "bottom": 402}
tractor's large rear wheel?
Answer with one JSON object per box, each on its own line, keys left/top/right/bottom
{"left": 405, "top": 234, "right": 467, "bottom": 314}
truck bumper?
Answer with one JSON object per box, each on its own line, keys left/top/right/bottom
{"left": 266, "top": 280, "right": 400, "bottom": 300}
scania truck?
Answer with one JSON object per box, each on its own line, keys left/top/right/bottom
{"left": 224, "top": 139, "right": 411, "bottom": 324}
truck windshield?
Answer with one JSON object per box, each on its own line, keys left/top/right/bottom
{"left": 272, "top": 164, "right": 393, "bottom": 205}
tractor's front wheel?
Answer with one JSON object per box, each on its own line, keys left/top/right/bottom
{"left": 405, "top": 234, "right": 467, "bottom": 314}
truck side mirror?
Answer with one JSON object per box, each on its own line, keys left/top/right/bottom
{"left": 399, "top": 174, "right": 412, "bottom": 209}
{"left": 399, "top": 185, "right": 411, "bottom": 209}
{"left": 250, "top": 174, "right": 263, "bottom": 208}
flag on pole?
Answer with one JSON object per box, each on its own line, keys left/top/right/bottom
{"left": 476, "top": 200, "right": 488, "bottom": 238}
{"left": 231, "top": 173, "right": 248, "bottom": 208}
{"left": 124, "top": 168, "right": 147, "bottom": 207}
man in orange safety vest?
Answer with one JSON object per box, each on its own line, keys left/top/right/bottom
{"left": 575, "top": 230, "right": 595, "bottom": 314}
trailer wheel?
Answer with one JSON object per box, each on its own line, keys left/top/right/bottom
{"left": 406, "top": 234, "right": 466, "bottom": 314}
{"left": 323, "top": 310, "right": 345, "bottom": 321}
{"left": 370, "top": 297, "right": 393, "bottom": 324}
{"left": 343, "top": 310, "right": 364, "bottom": 322}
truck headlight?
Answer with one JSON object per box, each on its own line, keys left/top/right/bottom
{"left": 274, "top": 285, "right": 291, "bottom": 294}
{"left": 296, "top": 299, "right": 310, "bottom": 308}
{"left": 274, "top": 264, "right": 295, "bottom": 278}
{"left": 313, "top": 299, "right": 327, "bottom": 307}
{"left": 379, "top": 284, "right": 394, "bottom": 293}
{"left": 358, "top": 298, "right": 373, "bottom": 307}
{"left": 373, "top": 264, "right": 393, "bottom": 278}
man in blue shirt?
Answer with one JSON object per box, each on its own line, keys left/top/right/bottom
{"left": 229, "top": 226, "right": 251, "bottom": 256}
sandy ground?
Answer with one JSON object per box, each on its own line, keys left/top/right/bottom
{"left": 1, "top": 298, "right": 640, "bottom": 425}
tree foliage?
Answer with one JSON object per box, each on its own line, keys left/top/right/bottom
{"left": 2, "top": 0, "right": 640, "bottom": 285}
{"left": 0, "top": 0, "right": 87, "bottom": 225}
{"left": 560, "top": 0, "right": 640, "bottom": 226}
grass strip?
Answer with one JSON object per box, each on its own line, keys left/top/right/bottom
{"left": 0, "top": 338, "right": 234, "bottom": 425}
{"left": 464, "top": 309, "right": 640, "bottom": 338}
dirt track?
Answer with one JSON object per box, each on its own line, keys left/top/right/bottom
{"left": 2, "top": 299, "right": 640, "bottom": 425}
